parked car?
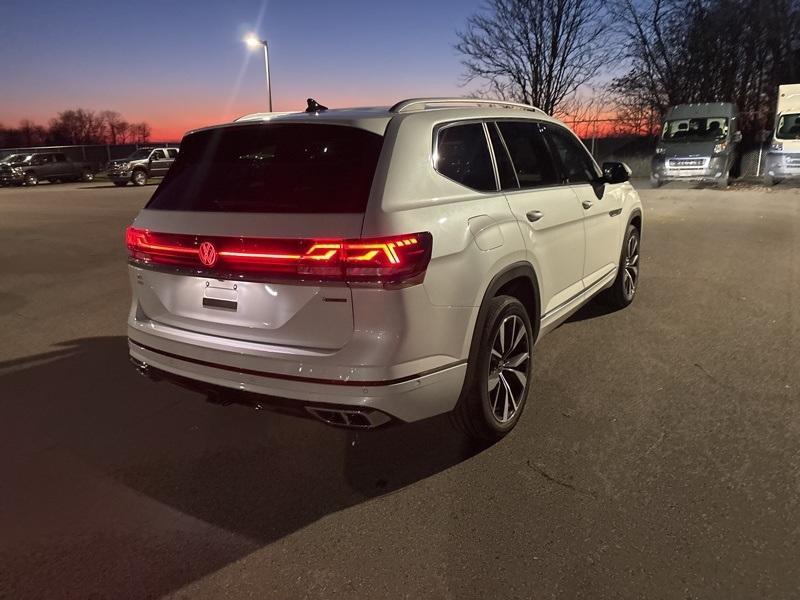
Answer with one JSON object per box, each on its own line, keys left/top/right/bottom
{"left": 0, "top": 153, "right": 29, "bottom": 185}
{"left": 107, "top": 147, "right": 179, "bottom": 186}
{"left": 650, "top": 102, "right": 741, "bottom": 188}
{"left": 0, "top": 152, "right": 94, "bottom": 186}
{"left": 763, "top": 84, "right": 800, "bottom": 186}
{"left": 126, "top": 97, "right": 643, "bottom": 441}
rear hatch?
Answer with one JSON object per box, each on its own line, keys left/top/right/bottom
{"left": 128, "top": 122, "right": 385, "bottom": 350}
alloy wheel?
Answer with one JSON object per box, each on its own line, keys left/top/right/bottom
{"left": 487, "top": 315, "right": 530, "bottom": 424}
{"left": 623, "top": 232, "right": 639, "bottom": 300}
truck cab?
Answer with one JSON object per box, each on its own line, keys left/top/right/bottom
{"left": 763, "top": 84, "right": 800, "bottom": 186}
{"left": 107, "top": 147, "right": 179, "bottom": 187}
{"left": 650, "top": 103, "right": 741, "bottom": 189}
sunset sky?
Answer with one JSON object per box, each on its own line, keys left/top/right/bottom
{"left": 0, "top": 0, "right": 487, "bottom": 141}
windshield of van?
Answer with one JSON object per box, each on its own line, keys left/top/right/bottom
{"left": 146, "top": 123, "right": 384, "bottom": 213}
{"left": 776, "top": 113, "right": 800, "bottom": 139}
{"left": 662, "top": 117, "right": 729, "bottom": 142}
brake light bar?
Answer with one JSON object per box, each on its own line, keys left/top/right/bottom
{"left": 125, "top": 227, "right": 433, "bottom": 286}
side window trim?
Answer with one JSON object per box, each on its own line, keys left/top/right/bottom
{"left": 487, "top": 121, "right": 520, "bottom": 189}
{"left": 481, "top": 121, "right": 501, "bottom": 192}
{"left": 432, "top": 119, "right": 500, "bottom": 194}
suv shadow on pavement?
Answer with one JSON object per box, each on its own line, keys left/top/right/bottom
{"left": 0, "top": 336, "right": 485, "bottom": 598}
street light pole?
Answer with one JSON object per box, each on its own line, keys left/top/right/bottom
{"left": 245, "top": 34, "right": 273, "bottom": 112}
{"left": 261, "top": 40, "right": 272, "bottom": 112}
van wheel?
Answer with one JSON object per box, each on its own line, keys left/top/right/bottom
{"left": 716, "top": 174, "right": 730, "bottom": 189}
{"left": 81, "top": 170, "right": 94, "bottom": 182}
{"left": 451, "top": 295, "right": 533, "bottom": 442}
{"left": 600, "top": 224, "right": 640, "bottom": 309}
{"left": 763, "top": 175, "right": 776, "bottom": 187}
{"left": 24, "top": 172, "right": 38, "bottom": 186}
{"left": 649, "top": 176, "right": 662, "bottom": 188}
{"left": 132, "top": 170, "right": 147, "bottom": 186}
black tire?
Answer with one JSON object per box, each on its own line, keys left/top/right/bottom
{"left": 131, "top": 169, "right": 147, "bottom": 186}
{"left": 716, "top": 174, "right": 730, "bottom": 189}
{"left": 23, "top": 172, "right": 38, "bottom": 186}
{"left": 81, "top": 170, "right": 94, "bottom": 182}
{"left": 763, "top": 175, "right": 776, "bottom": 187}
{"left": 599, "top": 224, "right": 640, "bottom": 309}
{"left": 451, "top": 295, "right": 533, "bottom": 442}
{"left": 649, "top": 175, "right": 662, "bottom": 188}
{"left": 113, "top": 181, "right": 128, "bottom": 187}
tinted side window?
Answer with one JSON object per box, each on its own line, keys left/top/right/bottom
{"left": 152, "top": 149, "right": 166, "bottom": 160}
{"left": 435, "top": 123, "right": 496, "bottom": 192}
{"left": 545, "top": 126, "right": 601, "bottom": 184}
{"left": 54, "top": 153, "right": 66, "bottom": 162}
{"left": 496, "top": 121, "right": 559, "bottom": 188}
{"left": 166, "top": 149, "right": 178, "bottom": 158}
{"left": 487, "top": 123, "right": 518, "bottom": 190}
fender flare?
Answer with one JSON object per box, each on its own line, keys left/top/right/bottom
{"left": 627, "top": 207, "right": 643, "bottom": 233}
{"left": 467, "top": 262, "right": 542, "bottom": 362}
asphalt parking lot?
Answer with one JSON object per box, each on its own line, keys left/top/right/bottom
{"left": 0, "top": 180, "right": 798, "bottom": 599}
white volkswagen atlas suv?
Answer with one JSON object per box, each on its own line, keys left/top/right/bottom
{"left": 126, "top": 97, "right": 643, "bottom": 440}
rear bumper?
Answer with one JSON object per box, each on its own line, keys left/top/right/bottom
{"left": 128, "top": 333, "right": 467, "bottom": 423}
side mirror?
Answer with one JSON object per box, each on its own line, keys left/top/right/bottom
{"left": 733, "top": 131, "right": 743, "bottom": 143}
{"left": 602, "top": 161, "right": 631, "bottom": 184}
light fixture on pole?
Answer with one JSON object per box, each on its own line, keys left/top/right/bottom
{"left": 244, "top": 34, "right": 272, "bottom": 112}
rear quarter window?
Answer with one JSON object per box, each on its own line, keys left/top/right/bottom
{"left": 434, "top": 122, "right": 496, "bottom": 192}
{"left": 147, "top": 123, "right": 384, "bottom": 213}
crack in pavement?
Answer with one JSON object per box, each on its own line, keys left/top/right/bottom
{"left": 527, "top": 460, "right": 597, "bottom": 498}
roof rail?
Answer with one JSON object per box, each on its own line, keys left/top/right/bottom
{"left": 389, "top": 97, "right": 546, "bottom": 114}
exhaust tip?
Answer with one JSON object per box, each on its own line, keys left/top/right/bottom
{"left": 305, "top": 406, "right": 391, "bottom": 429}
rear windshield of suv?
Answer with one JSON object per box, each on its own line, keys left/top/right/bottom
{"left": 146, "top": 123, "right": 384, "bottom": 213}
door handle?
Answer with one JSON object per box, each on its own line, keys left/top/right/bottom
{"left": 526, "top": 210, "right": 544, "bottom": 222}
{"left": 582, "top": 200, "right": 593, "bottom": 209}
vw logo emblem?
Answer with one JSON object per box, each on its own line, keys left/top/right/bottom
{"left": 198, "top": 241, "right": 218, "bottom": 267}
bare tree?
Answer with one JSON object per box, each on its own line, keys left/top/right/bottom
{"left": 116, "top": 121, "right": 131, "bottom": 144}
{"left": 455, "top": 0, "right": 613, "bottom": 114}
{"left": 130, "top": 122, "right": 151, "bottom": 144}
{"left": 18, "top": 119, "right": 47, "bottom": 146}
{"left": 0, "top": 110, "right": 150, "bottom": 149}
{"left": 610, "top": 0, "right": 800, "bottom": 134}
{"left": 48, "top": 109, "right": 106, "bottom": 144}
{"left": 99, "top": 110, "right": 127, "bottom": 145}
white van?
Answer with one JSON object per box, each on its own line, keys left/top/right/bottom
{"left": 764, "top": 84, "right": 800, "bottom": 186}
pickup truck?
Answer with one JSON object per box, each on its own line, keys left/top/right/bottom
{"left": 0, "top": 152, "right": 94, "bottom": 186}
{"left": 107, "top": 147, "right": 179, "bottom": 186}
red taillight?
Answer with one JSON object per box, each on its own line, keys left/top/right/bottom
{"left": 125, "top": 227, "right": 432, "bottom": 286}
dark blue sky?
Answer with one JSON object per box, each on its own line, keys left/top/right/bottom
{"left": 0, "top": 0, "right": 485, "bottom": 138}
